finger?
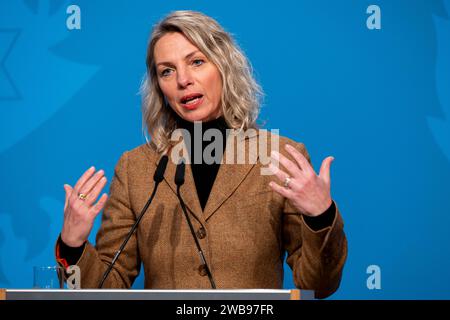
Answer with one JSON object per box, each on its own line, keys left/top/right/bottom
{"left": 269, "top": 181, "right": 295, "bottom": 199}
{"left": 89, "top": 193, "right": 108, "bottom": 219}
{"left": 84, "top": 176, "right": 107, "bottom": 206}
{"left": 319, "top": 156, "right": 334, "bottom": 186}
{"left": 268, "top": 163, "right": 296, "bottom": 188}
{"left": 271, "top": 150, "right": 302, "bottom": 180}
{"left": 73, "top": 166, "right": 96, "bottom": 194}
{"left": 285, "top": 144, "right": 314, "bottom": 175}
{"left": 63, "top": 184, "right": 73, "bottom": 212}
{"left": 79, "top": 169, "right": 105, "bottom": 196}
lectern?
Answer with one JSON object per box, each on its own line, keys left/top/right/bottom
{"left": 0, "top": 289, "right": 314, "bottom": 300}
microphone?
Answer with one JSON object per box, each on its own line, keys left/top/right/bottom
{"left": 175, "top": 158, "right": 185, "bottom": 186}
{"left": 175, "top": 159, "right": 216, "bottom": 289}
{"left": 99, "top": 155, "right": 169, "bottom": 288}
{"left": 154, "top": 155, "right": 169, "bottom": 183}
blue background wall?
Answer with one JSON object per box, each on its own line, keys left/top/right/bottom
{"left": 1, "top": 0, "right": 450, "bottom": 299}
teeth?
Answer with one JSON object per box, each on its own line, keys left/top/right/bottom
{"left": 184, "top": 97, "right": 200, "bottom": 105}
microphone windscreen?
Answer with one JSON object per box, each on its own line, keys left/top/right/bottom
{"left": 175, "top": 158, "right": 186, "bottom": 186}
{"left": 154, "top": 155, "right": 169, "bottom": 183}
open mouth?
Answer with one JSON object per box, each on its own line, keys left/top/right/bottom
{"left": 180, "top": 94, "right": 203, "bottom": 105}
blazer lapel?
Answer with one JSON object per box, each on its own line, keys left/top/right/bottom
{"left": 203, "top": 129, "right": 259, "bottom": 221}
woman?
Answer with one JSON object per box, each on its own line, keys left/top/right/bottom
{"left": 56, "top": 10, "right": 347, "bottom": 299}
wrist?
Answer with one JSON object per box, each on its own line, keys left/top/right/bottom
{"left": 307, "top": 198, "right": 333, "bottom": 217}
{"left": 302, "top": 200, "right": 336, "bottom": 231}
{"left": 60, "top": 233, "right": 85, "bottom": 248}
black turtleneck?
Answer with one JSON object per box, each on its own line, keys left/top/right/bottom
{"left": 176, "top": 115, "right": 229, "bottom": 211}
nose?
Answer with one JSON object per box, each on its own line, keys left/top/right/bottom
{"left": 177, "top": 67, "right": 194, "bottom": 89}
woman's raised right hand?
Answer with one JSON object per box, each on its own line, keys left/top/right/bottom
{"left": 60, "top": 166, "right": 108, "bottom": 247}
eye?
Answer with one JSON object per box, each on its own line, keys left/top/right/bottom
{"left": 160, "top": 68, "right": 173, "bottom": 77}
{"left": 192, "top": 59, "right": 204, "bottom": 66}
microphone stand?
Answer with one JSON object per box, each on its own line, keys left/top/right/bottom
{"left": 98, "top": 155, "right": 168, "bottom": 288}
{"left": 175, "top": 161, "right": 216, "bottom": 289}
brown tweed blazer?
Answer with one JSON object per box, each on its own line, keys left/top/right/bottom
{"left": 71, "top": 131, "right": 347, "bottom": 298}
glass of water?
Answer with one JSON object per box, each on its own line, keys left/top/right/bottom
{"left": 33, "top": 266, "right": 64, "bottom": 289}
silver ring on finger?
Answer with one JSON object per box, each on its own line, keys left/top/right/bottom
{"left": 78, "top": 193, "right": 88, "bottom": 201}
{"left": 283, "top": 176, "right": 292, "bottom": 189}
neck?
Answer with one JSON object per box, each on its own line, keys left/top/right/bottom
{"left": 176, "top": 115, "right": 228, "bottom": 132}
{"left": 175, "top": 114, "right": 229, "bottom": 165}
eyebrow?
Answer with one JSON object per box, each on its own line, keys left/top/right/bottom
{"left": 156, "top": 50, "right": 202, "bottom": 67}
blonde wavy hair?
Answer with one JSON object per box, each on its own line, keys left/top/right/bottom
{"left": 141, "top": 10, "right": 263, "bottom": 153}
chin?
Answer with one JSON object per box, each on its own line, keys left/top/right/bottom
{"left": 179, "top": 108, "right": 216, "bottom": 122}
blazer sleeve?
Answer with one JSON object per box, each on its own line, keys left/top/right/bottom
{"left": 281, "top": 142, "right": 347, "bottom": 299}
{"left": 67, "top": 151, "right": 141, "bottom": 288}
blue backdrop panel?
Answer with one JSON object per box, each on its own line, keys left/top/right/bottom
{"left": 1, "top": 0, "right": 450, "bottom": 299}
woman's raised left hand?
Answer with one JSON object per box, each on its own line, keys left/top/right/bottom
{"left": 268, "top": 144, "right": 333, "bottom": 217}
